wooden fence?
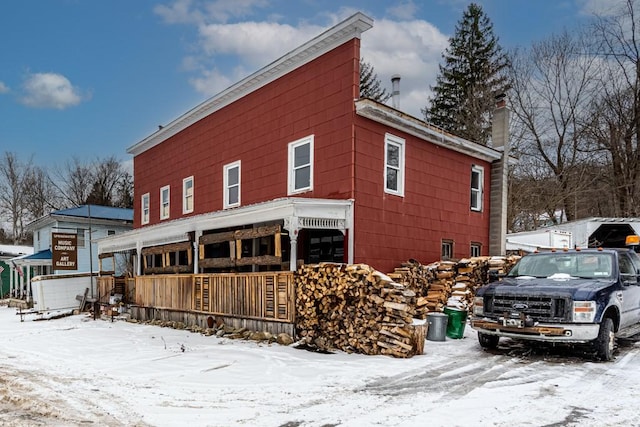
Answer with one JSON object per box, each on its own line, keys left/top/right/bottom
{"left": 131, "top": 272, "right": 295, "bottom": 323}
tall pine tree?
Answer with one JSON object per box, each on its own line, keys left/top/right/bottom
{"left": 424, "top": 3, "right": 509, "bottom": 145}
{"left": 360, "top": 58, "right": 390, "bottom": 103}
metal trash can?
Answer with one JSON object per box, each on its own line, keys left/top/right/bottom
{"left": 443, "top": 306, "right": 468, "bottom": 339}
{"left": 426, "top": 312, "right": 448, "bottom": 341}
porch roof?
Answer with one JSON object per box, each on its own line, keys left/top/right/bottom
{"left": 12, "top": 249, "right": 52, "bottom": 267}
{"left": 97, "top": 197, "right": 354, "bottom": 254}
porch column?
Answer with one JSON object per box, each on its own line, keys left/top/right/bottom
{"left": 284, "top": 217, "right": 300, "bottom": 272}
{"left": 26, "top": 266, "right": 32, "bottom": 303}
{"left": 136, "top": 241, "right": 142, "bottom": 276}
{"left": 9, "top": 267, "right": 14, "bottom": 297}
{"left": 193, "top": 230, "right": 202, "bottom": 274}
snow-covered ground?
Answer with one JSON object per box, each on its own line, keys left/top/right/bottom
{"left": 1, "top": 304, "right": 639, "bottom": 427}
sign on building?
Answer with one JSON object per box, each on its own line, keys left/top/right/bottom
{"left": 52, "top": 233, "right": 77, "bottom": 270}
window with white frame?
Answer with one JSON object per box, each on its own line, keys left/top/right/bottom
{"left": 223, "top": 161, "right": 241, "bottom": 208}
{"left": 384, "top": 133, "right": 405, "bottom": 196}
{"left": 288, "top": 135, "right": 314, "bottom": 194}
{"left": 442, "top": 240, "right": 454, "bottom": 260}
{"left": 160, "top": 185, "right": 170, "bottom": 220}
{"left": 141, "top": 193, "right": 150, "bottom": 225}
{"left": 471, "top": 165, "right": 484, "bottom": 211}
{"left": 183, "top": 176, "right": 194, "bottom": 214}
{"left": 471, "top": 242, "right": 482, "bottom": 257}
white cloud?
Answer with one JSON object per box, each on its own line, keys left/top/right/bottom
{"left": 154, "top": 0, "right": 269, "bottom": 25}
{"left": 188, "top": 67, "right": 235, "bottom": 96}
{"left": 361, "top": 18, "right": 449, "bottom": 117}
{"left": 386, "top": 1, "right": 419, "bottom": 20}
{"left": 0, "top": 81, "right": 9, "bottom": 94}
{"left": 20, "top": 72, "right": 84, "bottom": 109}
{"left": 157, "top": 0, "right": 449, "bottom": 119}
{"left": 198, "top": 21, "right": 322, "bottom": 67}
{"left": 154, "top": 0, "right": 202, "bottom": 24}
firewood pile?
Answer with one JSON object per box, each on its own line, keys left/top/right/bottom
{"left": 439, "top": 255, "right": 520, "bottom": 311}
{"left": 387, "top": 259, "right": 432, "bottom": 319}
{"left": 295, "top": 263, "right": 423, "bottom": 358}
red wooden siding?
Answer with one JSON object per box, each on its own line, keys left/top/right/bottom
{"left": 352, "top": 118, "right": 492, "bottom": 272}
{"left": 133, "top": 39, "right": 361, "bottom": 227}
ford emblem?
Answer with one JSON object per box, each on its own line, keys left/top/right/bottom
{"left": 512, "top": 303, "right": 528, "bottom": 310}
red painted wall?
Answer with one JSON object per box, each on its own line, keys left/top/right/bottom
{"left": 132, "top": 35, "right": 495, "bottom": 273}
{"left": 352, "top": 118, "right": 492, "bottom": 272}
{"left": 133, "top": 39, "right": 361, "bottom": 227}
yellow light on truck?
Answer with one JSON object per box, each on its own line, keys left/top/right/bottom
{"left": 626, "top": 235, "right": 640, "bottom": 246}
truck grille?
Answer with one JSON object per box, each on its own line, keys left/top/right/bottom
{"left": 484, "top": 294, "right": 571, "bottom": 322}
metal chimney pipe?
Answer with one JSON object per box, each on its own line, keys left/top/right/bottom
{"left": 391, "top": 74, "right": 401, "bottom": 109}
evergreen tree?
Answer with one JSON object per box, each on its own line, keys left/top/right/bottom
{"left": 360, "top": 58, "right": 390, "bottom": 103}
{"left": 424, "top": 3, "right": 509, "bottom": 145}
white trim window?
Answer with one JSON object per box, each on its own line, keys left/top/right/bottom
{"left": 288, "top": 135, "right": 314, "bottom": 195}
{"left": 141, "top": 193, "right": 150, "bottom": 225}
{"left": 471, "top": 242, "right": 482, "bottom": 257}
{"left": 183, "top": 176, "right": 194, "bottom": 214}
{"left": 471, "top": 165, "right": 484, "bottom": 212}
{"left": 442, "top": 240, "right": 454, "bottom": 260}
{"left": 160, "top": 185, "right": 170, "bottom": 220}
{"left": 224, "top": 161, "right": 241, "bottom": 209}
{"left": 384, "top": 133, "right": 405, "bottom": 196}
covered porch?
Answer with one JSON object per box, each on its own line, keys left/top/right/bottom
{"left": 97, "top": 197, "right": 354, "bottom": 275}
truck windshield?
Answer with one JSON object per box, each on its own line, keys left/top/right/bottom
{"left": 508, "top": 252, "right": 614, "bottom": 279}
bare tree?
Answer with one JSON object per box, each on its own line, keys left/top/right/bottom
{"left": 0, "top": 152, "right": 34, "bottom": 243}
{"left": 508, "top": 30, "right": 601, "bottom": 222}
{"left": 53, "top": 156, "right": 132, "bottom": 208}
{"left": 586, "top": 0, "right": 640, "bottom": 216}
{"left": 23, "top": 165, "right": 62, "bottom": 219}
{"left": 54, "top": 157, "right": 94, "bottom": 207}
{"left": 86, "top": 156, "right": 125, "bottom": 206}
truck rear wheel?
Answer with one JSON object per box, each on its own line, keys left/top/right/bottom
{"left": 478, "top": 332, "right": 499, "bottom": 349}
{"left": 594, "top": 317, "right": 615, "bottom": 361}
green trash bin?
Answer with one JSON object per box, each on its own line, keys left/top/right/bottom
{"left": 443, "top": 306, "right": 468, "bottom": 339}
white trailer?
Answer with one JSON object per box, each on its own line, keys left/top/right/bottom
{"left": 30, "top": 273, "right": 94, "bottom": 312}
{"left": 506, "top": 229, "right": 572, "bottom": 253}
{"left": 507, "top": 217, "right": 640, "bottom": 252}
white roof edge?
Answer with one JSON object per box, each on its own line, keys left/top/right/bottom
{"left": 355, "top": 99, "right": 505, "bottom": 162}
{"left": 97, "top": 197, "right": 354, "bottom": 253}
{"left": 128, "top": 12, "right": 374, "bottom": 157}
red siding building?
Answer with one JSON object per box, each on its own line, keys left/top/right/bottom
{"left": 99, "top": 13, "right": 509, "bottom": 275}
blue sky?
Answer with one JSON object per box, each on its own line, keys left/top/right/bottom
{"left": 0, "top": 0, "right": 610, "bottom": 167}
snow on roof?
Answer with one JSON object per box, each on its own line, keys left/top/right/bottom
{"left": 0, "top": 244, "right": 33, "bottom": 257}
{"left": 53, "top": 205, "right": 133, "bottom": 222}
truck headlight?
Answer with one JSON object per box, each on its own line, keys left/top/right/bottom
{"left": 573, "top": 301, "right": 596, "bottom": 322}
{"left": 473, "top": 296, "right": 484, "bottom": 316}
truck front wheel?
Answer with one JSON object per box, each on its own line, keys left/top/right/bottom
{"left": 594, "top": 317, "right": 615, "bottom": 361}
{"left": 478, "top": 332, "right": 499, "bottom": 349}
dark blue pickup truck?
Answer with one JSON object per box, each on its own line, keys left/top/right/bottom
{"left": 471, "top": 248, "right": 640, "bottom": 360}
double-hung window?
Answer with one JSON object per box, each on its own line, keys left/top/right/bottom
{"left": 183, "top": 176, "right": 194, "bottom": 214}
{"left": 288, "top": 135, "right": 314, "bottom": 195}
{"left": 160, "top": 185, "right": 170, "bottom": 220}
{"left": 442, "top": 240, "right": 454, "bottom": 260}
{"left": 471, "top": 165, "right": 484, "bottom": 211}
{"left": 224, "top": 161, "right": 241, "bottom": 208}
{"left": 384, "top": 133, "right": 405, "bottom": 196}
{"left": 141, "top": 193, "right": 150, "bottom": 224}
{"left": 471, "top": 242, "right": 482, "bottom": 257}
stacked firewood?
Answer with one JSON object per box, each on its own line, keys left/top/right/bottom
{"left": 446, "top": 257, "right": 488, "bottom": 310}
{"left": 295, "top": 263, "right": 423, "bottom": 358}
{"left": 421, "top": 261, "right": 456, "bottom": 313}
{"left": 487, "top": 255, "right": 521, "bottom": 278}
{"left": 387, "top": 259, "right": 432, "bottom": 319}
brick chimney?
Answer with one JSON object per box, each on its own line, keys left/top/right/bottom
{"left": 489, "top": 94, "right": 510, "bottom": 256}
